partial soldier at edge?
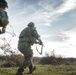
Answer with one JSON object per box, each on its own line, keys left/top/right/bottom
{"left": 15, "top": 22, "right": 43, "bottom": 75}
{"left": 0, "top": 0, "right": 9, "bottom": 34}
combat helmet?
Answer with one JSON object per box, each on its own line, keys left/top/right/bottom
{"left": 0, "top": 0, "right": 8, "bottom": 8}
{"left": 28, "top": 22, "right": 35, "bottom": 27}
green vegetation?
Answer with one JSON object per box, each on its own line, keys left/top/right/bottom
{"left": 0, "top": 52, "right": 76, "bottom": 75}
{"left": 0, "top": 65, "right": 76, "bottom": 75}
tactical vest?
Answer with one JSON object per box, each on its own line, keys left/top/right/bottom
{"left": 19, "top": 27, "right": 35, "bottom": 44}
{"left": 0, "top": 9, "right": 9, "bottom": 27}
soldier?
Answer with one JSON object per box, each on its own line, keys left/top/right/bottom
{"left": 0, "top": 0, "right": 9, "bottom": 34}
{"left": 16, "top": 22, "right": 43, "bottom": 75}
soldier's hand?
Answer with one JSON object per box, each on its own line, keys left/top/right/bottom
{"left": 38, "top": 39, "right": 43, "bottom": 45}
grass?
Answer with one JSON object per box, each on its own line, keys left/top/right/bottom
{"left": 0, "top": 65, "right": 76, "bottom": 75}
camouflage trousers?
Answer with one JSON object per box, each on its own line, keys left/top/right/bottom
{"left": 17, "top": 42, "right": 34, "bottom": 72}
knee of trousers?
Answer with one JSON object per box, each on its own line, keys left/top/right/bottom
{"left": 20, "top": 59, "right": 31, "bottom": 69}
{"left": 24, "top": 59, "right": 31, "bottom": 66}
{"left": 18, "top": 67, "right": 24, "bottom": 72}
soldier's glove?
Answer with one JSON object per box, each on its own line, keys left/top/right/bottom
{"left": 2, "top": 27, "right": 6, "bottom": 33}
{"left": 0, "top": 30, "right": 2, "bottom": 34}
{"left": 0, "top": 27, "right": 6, "bottom": 34}
{"left": 38, "top": 39, "right": 43, "bottom": 45}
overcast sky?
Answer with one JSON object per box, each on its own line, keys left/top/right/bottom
{"left": 0, "top": 0, "right": 76, "bottom": 57}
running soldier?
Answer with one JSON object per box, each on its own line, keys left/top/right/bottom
{"left": 16, "top": 22, "right": 43, "bottom": 75}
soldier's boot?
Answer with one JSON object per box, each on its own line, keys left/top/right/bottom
{"left": 15, "top": 71, "right": 23, "bottom": 75}
{"left": 29, "top": 65, "right": 36, "bottom": 74}
{"left": 30, "top": 66, "right": 36, "bottom": 74}
{"left": 15, "top": 68, "right": 24, "bottom": 75}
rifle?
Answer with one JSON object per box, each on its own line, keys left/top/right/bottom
{"left": 36, "top": 39, "right": 44, "bottom": 55}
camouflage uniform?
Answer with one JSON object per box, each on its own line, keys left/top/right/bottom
{"left": 0, "top": 0, "right": 9, "bottom": 34}
{"left": 16, "top": 22, "right": 40, "bottom": 75}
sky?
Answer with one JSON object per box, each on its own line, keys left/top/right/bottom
{"left": 0, "top": 0, "right": 76, "bottom": 57}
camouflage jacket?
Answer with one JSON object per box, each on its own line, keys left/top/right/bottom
{"left": 0, "top": 8, "right": 9, "bottom": 27}
{"left": 18, "top": 26, "right": 40, "bottom": 45}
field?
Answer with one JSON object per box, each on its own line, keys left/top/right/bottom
{"left": 0, "top": 65, "right": 76, "bottom": 75}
